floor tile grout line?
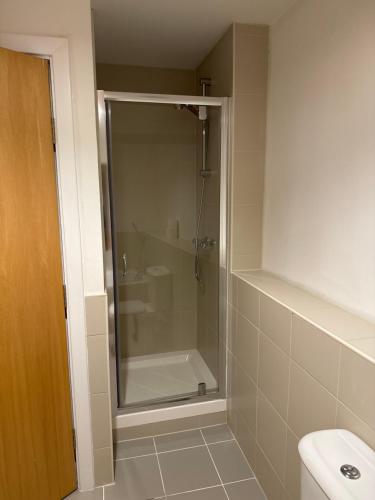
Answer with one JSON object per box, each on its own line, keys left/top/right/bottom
{"left": 166, "top": 484, "right": 225, "bottom": 497}
{"left": 200, "top": 429, "right": 231, "bottom": 500}
{"left": 153, "top": 478, "right": 259, "bottom": 499}
{"left": 230, "top": 435, "right": 268, "bottom": 500}
{"left": 231, "top": 434, "right": 255, "bottom": 477}
{"left": 223, "top": 477, "right": 256, "bottom": 486}
{"left": 115, "top": 422, "right": 228, "bottom": 443}
{"left": 115, "top": 438, "right": 235, "bottom": 461}
{"left": 153, "top": 437, "right": 167, "bottom": 499}
{"left": 116, "top": 452, "right": 157, "bottom": 461}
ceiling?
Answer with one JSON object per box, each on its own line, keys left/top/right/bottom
{"left": 92, "top": 0, "right": 297, "bottom": 70}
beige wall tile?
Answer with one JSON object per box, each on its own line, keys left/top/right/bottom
{"left": 199, "top": 411, "right": 227, "bottom": 427}
{"left": 234, "top": 312, "right": 259, "bottom": 383}
{"left": 260, "top": 295, "right": 291, "bottom": 354}
{"left": 91, "top": 393, "right": 112, "bottom": 449}
{"left": 87, "top": 335, "right": 109, "bottom": 394}
{"left": 338, "top": 347, "right": 375, "bottom": 428}
{"left": 235, "top": 23, "right": 269, "bottom": 37}
{"left": 237, "top": 280, "right": 259, "bottom": 326}
{"left": 288, "top": 362, "right": 336, "bottom": 439}
{"left": 232, "top": 204, "right": 263, "bottom": 256}
{"left": 256, "top": 392, "right": 287, "bottom": 479}
{"left": 291, "top": 315, "right": 340, "bottom": 395}
{"left": 94, "top": 447, "right": 114, "bottom": 486}
{"left": 259, "top": 333, "right": 290, "bottom": 419}
{"left": 336, "top": 402, "right": 375, "bottom": 450}
{"left": 285, "top": 429, "right": 301, "bottom": 500}
{"left": 235, "top": 34, "right": 269, "bottom": 94}
{"left": 232, "top": 151, "right": 265, "bottom": 206}
{"left": 114, "top": 423, "right": 155, "bottom": 441}
{"left": 232, "top": 252, "right": 262, "bottom": 271}
{"left": 255, "top": 445, "right": 288, "bottom": 500}
{"left": 233, "top": 93, "right": 267, "bottom": 151}
{"left": 228, "top": 274, "right": 238, "bottom": 308}
{"left": 232, "top": 360, "right": 257, "bottom": 433}
{"left": 85, "top": 294, "right": 107, "bottom": 336}
{"left": 227, "top": 304, "right": 237, "bottom": 353}
{"left": 197, "top": 25, "right": 234, "bottom": 97}
{"left": 152, "top": 416, "right": 200, "bottom": 435}
{"left": 235, "top": 409, "right": 256, "bottom": 468}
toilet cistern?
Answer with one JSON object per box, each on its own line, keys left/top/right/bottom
{"left": 298, "top": 429, "right": 375, "bottom": 500}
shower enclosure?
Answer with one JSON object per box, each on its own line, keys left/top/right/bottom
{"left": 98, "top": 91, "right": 228, "bottom": 413}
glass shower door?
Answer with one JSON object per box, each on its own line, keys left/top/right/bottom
{"left": 100, "top": 93, "right": 227, "bottom": 410}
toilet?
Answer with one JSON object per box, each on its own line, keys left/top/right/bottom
{"left": 298, "top": 429, "right": 375, "bottom": 499}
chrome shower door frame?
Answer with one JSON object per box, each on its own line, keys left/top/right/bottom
{"left": 97, "top": 90, "right": 229, "bottom": 416}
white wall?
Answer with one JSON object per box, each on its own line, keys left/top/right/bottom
{"left": 263, "top": 0, "right": 375, "bottom": 319}
{"left": 0, "top": 0, "right": 105, "bottom": 294}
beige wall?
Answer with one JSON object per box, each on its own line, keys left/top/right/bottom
{"left": 263, "top": 0, "right": 375, "bottom": 320}
{"left": 227, "top": 273, "right": 375, "bottom": 500}
{"left": 97, "top": 63, "right": 196, "bottom": 94}
{"left": 231, "top": 24, "right": 269, "bottom": 271}
{"left": 196, "top": 26, "right": 234, "bottom": 98}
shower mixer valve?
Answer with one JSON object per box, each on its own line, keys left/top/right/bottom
{"left": 193, "top": 237, "right": 216, "bottom": 250}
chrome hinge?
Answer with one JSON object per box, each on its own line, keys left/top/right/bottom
{"left": 63, "top": 284, "right": 67, "bottom": 318}
{"left": 51, "top": 116, "right": 56, "bottom": 151}
{"left": 72, "top": 428, "right": 77, "bottom": 462}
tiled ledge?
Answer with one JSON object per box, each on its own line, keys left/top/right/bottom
{"left": 234, "top": 270, "right": 375, "bottom": 365}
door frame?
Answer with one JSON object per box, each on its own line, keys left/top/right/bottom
{"left": 0, "top": 34, "right": 95, "bottom": 490}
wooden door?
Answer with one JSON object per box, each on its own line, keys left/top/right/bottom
{"left": 0, "top": 47, "right": 77, "bottom": 499}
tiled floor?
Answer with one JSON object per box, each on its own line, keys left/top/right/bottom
{"left": 67, "top": 424, "right": 267, "bottom": 500}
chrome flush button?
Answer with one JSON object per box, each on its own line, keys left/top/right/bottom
{"left": 340, "top": 464, "right": 361, "bottom": 480}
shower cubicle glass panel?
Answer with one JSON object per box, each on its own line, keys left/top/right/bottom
{"left": 99, "top": 92, "right": 228, "bottom": 411}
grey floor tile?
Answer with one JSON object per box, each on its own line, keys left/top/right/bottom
{"left": 115, "top": 437, "right": 155, "bottom": 459}
{"left": 155, "top": 429, "right": 204, "bottom": 452}
{"left": 168, "top": 486, "right": 227, "bottom": 499}
{"left": 201, "top": 424, "right": 234, "bottom": 444}
{"left": 105, "top": 455, "right": 164, "bottom": 500}
{"left": 158, "top": 446, "right": 220, "bottom": 495}
{"left": 66, "top": 488, "right": 103, "bottom": 499}
{"left": 208, "top": 441, "right": 254, "bottom": 484}
{"left": 225, "top": 479, "right": 266, "bottom": 500}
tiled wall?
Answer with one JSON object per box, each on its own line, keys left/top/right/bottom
{"left": 227, "top": 274, "right": 375, "bottom": 500}
{"left": 195, "top": 22, "right": 269, "bottom": 378}
{"left": 231, "top": 24, "right": 268, "bottom": 271}
{"left": 85, "top": 294, "right": 114, "bottom": 486}
{"left": 114, "top": 411, "right": 227, "bottom": 441}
